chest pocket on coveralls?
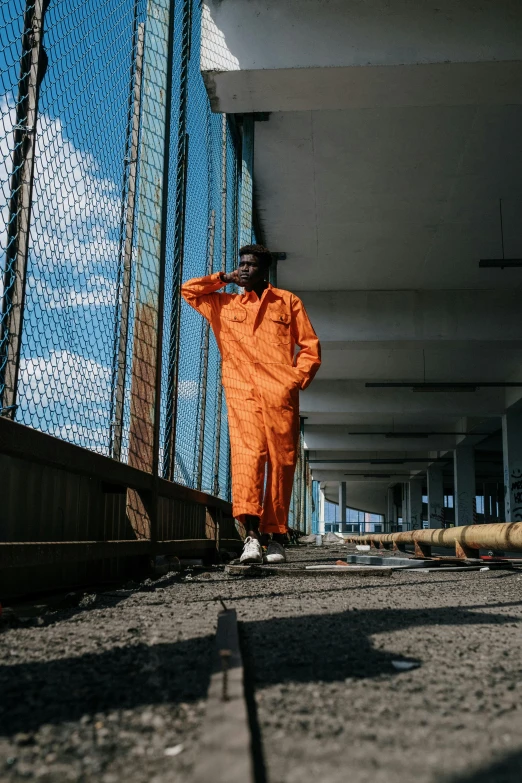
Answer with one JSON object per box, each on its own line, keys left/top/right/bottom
{"left": 221, "top": 307, "right": 247, "bottom": 341}
{"left": 267, "top": 307, "right": 291, "bottom": 344}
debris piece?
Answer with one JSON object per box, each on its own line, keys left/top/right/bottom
{"left": 324, "top": 532, "right": 344, "bottom": 544}
{"left": 164, "top": 744, "right": 184, "bottom": 757}
{"left": 335, "top": 560, "right": 348, "bottom": 566}
{"left": 392, "top": 660, "right": 420, "bottom": 671}
{"left": 480, "top": 567, "right": 490, "bottom": 572}
{"left": 356, "top": 545, "right": 371, "bottom": 551}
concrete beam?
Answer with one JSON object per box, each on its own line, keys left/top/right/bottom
{"left": 301, "top": 381, "right": 506, "bottom": 418}
{"left": 202, "top": 1, "right": 522, "bottom": 112}
{"left": 297, "top": 291, "right": 522, "bottom": 343}
{"left": 322, "top": 480, "right": 387, "bottom": 516}
{"left": 203, "top": 1, "right": 522, "bottom": 73}
{"left": 304, "top": 426, "right": 486, "bottom": 453}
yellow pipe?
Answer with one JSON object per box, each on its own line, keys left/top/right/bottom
{"left": 346, "top": 522, "right": 522, "bottom": 553}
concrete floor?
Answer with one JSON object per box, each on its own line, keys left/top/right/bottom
{"left": 1, "top": 546, "right": 521, "bottom": 782}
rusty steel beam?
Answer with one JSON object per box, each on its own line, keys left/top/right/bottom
{"left": 345, "top": 522, "right": 522, "bottom": 558}
{"left": 127, "top": 0, "right": 175, "bottom": 539}
{"left": 0, "top": 539, "right": 216, "bottom": 569}
{"left": 0, "top": 415, "right": 232, "bottom": 513}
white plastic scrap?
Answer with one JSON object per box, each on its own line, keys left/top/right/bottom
{"left": 392, "top": 660, "right": 420, "bottom": 671}
{"left": 164, "top": 744, "right": 184, "bottom": 757}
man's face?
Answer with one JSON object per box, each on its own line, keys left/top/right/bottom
{"left": 238, "top": 254, "right": 266, "bottom": 290}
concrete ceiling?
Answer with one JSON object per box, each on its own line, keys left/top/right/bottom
{"left": 254, "top": 104, "right": 522, "bottom": 507}
{"left": 202, "top": 0, "right": 522, "bottom": 515}
{"left": 255, "top": 106, "right": 522, "bottom": 292}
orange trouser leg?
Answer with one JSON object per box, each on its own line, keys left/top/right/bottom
{"left": 259, "top": 365, "right": 299, "bottom": 533}
{"left": 225, "top": 381, "right": 267, "bottom": 523}
{"left": 259, "top": 391, "right": 300, "bottom": 536}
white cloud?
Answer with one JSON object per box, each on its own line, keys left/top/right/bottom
{"left": 177, "top": 379, "right": 200, "bottom": 400}
{"left": 27, "top": 273, "right": 117, "bottom": 309}
{"left": 0, "top": 93, "right": 122, "bottom": 309}
{"left": 18, "top": 350, "right": 112, "bottom": 453}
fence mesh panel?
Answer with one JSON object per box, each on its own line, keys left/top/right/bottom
{"left": 1, "top": 0, "right": 32, "bottom": 407}
{"left": 1, "top": 0, "right": 305, "bottom": 513}
{"left": 1, "top": 0, "right": 146, "bottom": 450}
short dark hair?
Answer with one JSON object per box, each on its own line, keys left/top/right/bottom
{"left": 239, "top": 243, "right": 272, "bottom": 267}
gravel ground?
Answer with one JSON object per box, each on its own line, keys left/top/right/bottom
{"left": 1, "top": 546, "right": 522, "bottom": 783}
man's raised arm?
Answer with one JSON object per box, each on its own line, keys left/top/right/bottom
{"left": 181, "top": 272, "right": 226, "bottom": 320}
{"left": 181, "top": 270, "right": 240, "bottom": 319}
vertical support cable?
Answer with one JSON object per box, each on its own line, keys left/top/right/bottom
{"left": 111, "top": 21, "right": 144, "bottom": 460}
{"left": 127, "top": 0, "right": 175, "bottom": 540}
{"left": 196, "top": 209, "right": 215, "bottom": 490}
{"left": 0, "top": 0, "right": 49, "bottom": 416}
{"left": 163, "top": 0, "right": 192, "bottom": 481}
{"left": 213, "top": 113, "right": 227, "bottom": 497}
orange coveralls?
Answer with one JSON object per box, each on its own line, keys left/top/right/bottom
{"left": 182, "top": 273, "right": 321, "bottom": 533}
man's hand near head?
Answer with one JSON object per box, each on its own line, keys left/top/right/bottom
{"left": 220, "top": 269, "right": 241, "bottom": 285}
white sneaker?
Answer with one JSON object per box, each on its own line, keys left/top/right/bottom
{"left": 266, "top": 540, "right": 287, "bottom": 563}
{"left": 240, "top": 536, "right": 263, "bottom": 564}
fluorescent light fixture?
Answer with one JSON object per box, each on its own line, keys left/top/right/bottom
{"left": 366, "top": 382, "right": 522, "bottom": 391}
{"left": 479, "top": 259, "right": 522, "bottom": 268}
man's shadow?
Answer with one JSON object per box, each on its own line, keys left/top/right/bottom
{"left": 240, "top": 604, "right": 520, "bottom": 684}
{"left": 0, "top": 603, "right": 519, "bottom": 741}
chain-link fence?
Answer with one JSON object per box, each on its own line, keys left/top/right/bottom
{"left": 0, "top": 0, "right": 246, "bottom": 504}
{"left": 1, "top": 0, "right": 307, "bottom": 520}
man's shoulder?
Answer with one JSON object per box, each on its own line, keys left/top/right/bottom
{"left": 270, "top": 286, "right": 300, "bottom": 304}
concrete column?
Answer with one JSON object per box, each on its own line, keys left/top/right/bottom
{"left": 502, "top": 411, "right": 522, "bottom": 522}
{"left": 386, "top": 487, "right": 395, "bottom": 533}
{"left": 318, "top": 483, "right": 326, "bottom": 534}
{"left": 401, "top": 482, "right": 408, "bottom": 530}
{"left": 408, "top": 480, "right": 423, "bottom": 531}
{"left": 497, "top": 484, "right": 505, "bottom": 522}
{"left": 338, "top": 481, "right": 347, "bottom": 532}
{"left": 484, "top": 483, "right": 497, "bottom": 522}
{"left": 453, "top": 446, "right": 476, "bottom": 526}
{"left": 427, "top": 465, "right": 444, "bottom": 528}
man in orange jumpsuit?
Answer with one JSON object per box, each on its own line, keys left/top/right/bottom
{"left": 182, "top": 244, "right": 321, "bottom": 564}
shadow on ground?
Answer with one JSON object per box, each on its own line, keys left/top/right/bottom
{"left": 0, "top": 635, "right": 213, "bottom": 736}
{"left": 1, "top": 603, "right": 519, "bottom": 742}
{"left": 240, "top": 604, "right": 520, "bottom": 684}
{"left": 441, "top": 748, "right": 522, "bottom": 783}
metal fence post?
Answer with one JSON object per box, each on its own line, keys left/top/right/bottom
{"left": 112, "top": 21, "right": 145, "bottom": 461}
{"left": 0, "top": 0, "right": 49, "bottom": 416}
{"left": 196, "top": 209, "right": 215, "bottom": 490}
{"left": 163, "top": 0, "right": 192, "bottom": 481}
{"left": 213, "top": 114, "right": 228, "bottom": 497}
{"left": 127, "top": 0, "right": 174, "bottom": 540}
